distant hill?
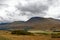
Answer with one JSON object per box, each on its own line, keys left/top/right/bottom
{"left": 0, "top": 17, "right": 60, "bottom": 31}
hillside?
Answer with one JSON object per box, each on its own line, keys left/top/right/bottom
{"left": 0, "top": 17, "right": 60, "bottom": 31}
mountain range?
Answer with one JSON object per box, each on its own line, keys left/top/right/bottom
{"left": 0, "top": 17, "right": 60, "bottom": 31}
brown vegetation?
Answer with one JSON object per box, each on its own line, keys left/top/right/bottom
{"left": 0, "top": 30, "right": 60, "bottom": 40}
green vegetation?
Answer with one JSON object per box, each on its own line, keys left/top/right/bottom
{"left": 36, "top": 32, "right": 49, "bottom": 35}
{"left": 11, "top": 30, "right": 52, "bottom": 36}
{"left": 11, "top": 30, "right": 60, "bottom": 38}
{"left": 11, "top": 30, "right": 33, "bottom": 35}
{"left": 28, "top": 30, "right": 51, "bottom": 35}
{"left": 51, "top": 32, "right": 60, "bottom": 38}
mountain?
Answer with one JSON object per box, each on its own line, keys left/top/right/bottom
{"left": 0, "top": 17, "right": 60, "bottom": 31}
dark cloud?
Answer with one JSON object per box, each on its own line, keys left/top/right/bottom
{"left": 16, "top": 1, "right": 48, "bottom": 18}
{"left": 20, "top": 5, "right": 48, "bottom": 13}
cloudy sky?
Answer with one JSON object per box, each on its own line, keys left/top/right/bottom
{"left": 0, "top": 0, "right": 60, "bottom": 22}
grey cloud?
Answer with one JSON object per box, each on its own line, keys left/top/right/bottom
{"left": 0, "top": 0, "right": 5, "bottom": 1}
{"left": 21, "top": 5, "right": 48, "bottom": 13}
{"left": 0, "top": 0, "right": 8, "bottom": 8}
{"left": 48, "top": 0, "right": 59, "bottom": 6}
{"left": 0, "top": 0, "right": 59, "bottom": 22}
{"left": 48, "top": 0, "right": 53, "bottom": 5}
{"left": 16, "top": 1, "right": 48, "bottom": 17}
{"left": 0, "top": 0, "right": 6, "bottom": 3}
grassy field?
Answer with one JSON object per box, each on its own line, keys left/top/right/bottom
{"left": 0, "top": 36, "right": 10, "bottom": 40}
{"left": 0, "top": 30, "right": 60, "bottom": 40}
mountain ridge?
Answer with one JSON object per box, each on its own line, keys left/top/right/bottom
{"left": 0, "top": 17, "right": 60, "bottom": 31}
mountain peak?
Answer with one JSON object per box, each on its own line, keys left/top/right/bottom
{"left": 30, "top": 17, "right": 44, "bottom": 19}
{"left": 27, "top": 17, "right": 46, "bottom": 22}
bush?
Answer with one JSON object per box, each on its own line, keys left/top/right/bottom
{"left": 11, "top": 30, "right": 33, "bottom": 35}
{"left": 51, "top": 32, "right": 60, "bottom": 38}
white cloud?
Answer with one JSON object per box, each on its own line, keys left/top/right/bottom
{"left": 0, "top": 0, "right": 60, "bottom": 22}
{"left": 45, "top": 0, "right": 60, "bottom": 18}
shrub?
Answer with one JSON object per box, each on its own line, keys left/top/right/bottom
{"left": 51, "top": 32, "right": 60, "bottom": 38}
{"left": 11, "top": 30, "right": 33, "bottom": 35}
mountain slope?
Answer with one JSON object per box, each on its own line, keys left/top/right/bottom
{"left": 0, "top": 17, "right": 60, "bottom": 31}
